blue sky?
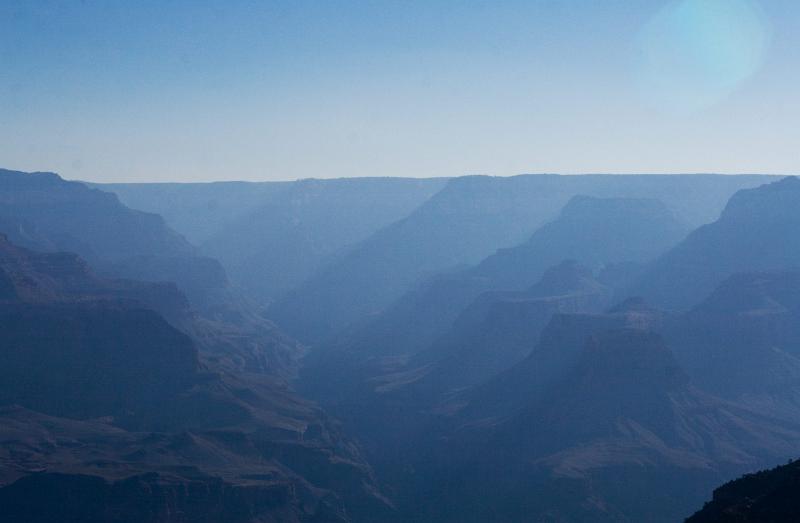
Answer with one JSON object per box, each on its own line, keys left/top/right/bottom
{"left": 1, "top": 0, "right": 798, "bottom": 182}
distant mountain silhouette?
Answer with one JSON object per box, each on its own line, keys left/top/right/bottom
{"left": 102, "top": 177, "right": 447, "bottom": 301}
{"left": 203, "top": 177, "right": 447, "bottom": 301}
{"left": 96, "top": 180, "right": 293, "bottom": 244}
{"left": 634, "top": 176, "right": 800, "bottom": 309}
{"left": 476, "top": 195, "right": 687, "bottom": 287}
{"left": 329, "top": 195, "right": 686, "bottom": 360}
{"left": 269, "top": 174, "right": 767, "bottom": 343}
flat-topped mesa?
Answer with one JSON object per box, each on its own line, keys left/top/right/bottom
{"left": 404, "top": 261, "right": 613, "bottom": 389}
{"left": 449, "top": 300, "right": 667, "bottom": 424}
{"left": 507, "top": 329, "right": 692, "bottom": 451}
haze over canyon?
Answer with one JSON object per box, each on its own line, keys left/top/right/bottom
{"left": 1, "top": 168, "right": 799, "bottom": 521}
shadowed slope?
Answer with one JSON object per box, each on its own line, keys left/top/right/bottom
{"left": 0, "top": 235, "right": 391, "bottom": 522}
{"left": 634, "top": 177, "right": 800, "bottom": 310}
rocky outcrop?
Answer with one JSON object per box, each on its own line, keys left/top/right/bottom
{"left": 687, "top": 459, "right": 800, "bottom": 523}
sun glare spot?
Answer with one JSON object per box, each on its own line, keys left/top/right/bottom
{"left": 637, "top": 0, "right": 771, "bottom": 113}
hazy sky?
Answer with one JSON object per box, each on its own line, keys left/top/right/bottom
{"left": 1, "top": 0, "right": 798, "bottom": 182}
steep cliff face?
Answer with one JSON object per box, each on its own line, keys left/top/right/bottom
{"left": 0, "top": 169, "right": 194, "bottom": 260}
{"left": 0, "top": 303, "right": 199, "bottom": 420}
{"left": 0, "top": 237, "right": 390, "bottom": 522}
{"left": 0, "top": 169, "right": 304, "bottom": 378}
{"left": 0, "top": 235, "right": 199, "bottom": 420}
{"left": 634, "top": 176, "right": 800, "bottom": 310}
{"left": 0, "top": 168, "right": 233, "bottom": 308}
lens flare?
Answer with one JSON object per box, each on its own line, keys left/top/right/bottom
{"left": 637, "top": 0, "right": 771, "bottom": 112}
